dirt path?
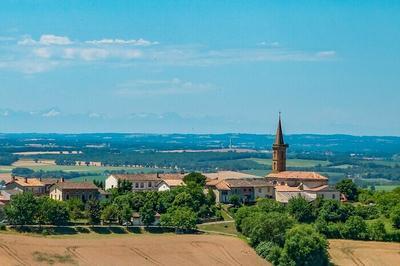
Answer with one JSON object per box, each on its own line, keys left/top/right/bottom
{"left": 0, "top": 233, "right": 268, "bottom": 266}
{"left": 329, "top": 239, "right": 400, "bottom": 266}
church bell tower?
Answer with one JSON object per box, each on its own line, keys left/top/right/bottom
{"left": 272, "top": 113, "right": 288, "bottom": 173}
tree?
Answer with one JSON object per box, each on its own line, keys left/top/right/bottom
{"left": 287, "top": 197, "right": 315, "bottom": 223}
{"left": 257, "top": 198, "right": 285, "bottom": 213}
{"left": 117, "top": 179, "right": 133, "bottom": 194}
{"left": 368, "top": 219, "right": 386, "bottom": 241}
{"left": 11, "top": 167, "right": 34, "bottom": 177}
{"left": 206, "top": 188, "right": 216, "bottom": 205}
{"left": 37, "top": 197, "right": 69, "bottom": 225}
{"left": 336, "top": 179, "right": 358, "bottom": 201}
{"left": 241, "top": 212, "right": 294, "bottom": 246}
{"left": 229, "top": 194, "right": 241, "bottom": 207}
{"left": 5, "top": 193, "right": 38, "bottom": 225}
{"left": 343, "top": 215, "right": 368, "bottom": 240}
{"left": 160, "top": 207, "right": 197, "bottom": 232}
{"left": 235, "top": 206, "right": 258, "bottom": 232}
{"left": 101, "top": 204, "right": 118, "bottom": 225}
{"left": 183, "top": 172, "right": 207, "bottom": 186}
{"left": 86, "top": 200, "right": 101, "bottom": 225}
{"left": 66, "top": 198, "right": 85, "bottom": 220}
{"left": 140, "top": 202, "right": 155, "bottom": 227}
{"left": 120, "top": 205, "right": 133, "bottom": 226}
{"left": 256, "top": 241, "right": 282, "bottom": 266}
{"left": 390, "top": 205, "right": 400, "bottom": 229}
{"left": 282, "top": 225, "right": 329, "bottom": 266}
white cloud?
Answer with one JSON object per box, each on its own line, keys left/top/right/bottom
{"left": 257, "top": 41, "right": 280, "bottom": 47}
{"left": 18, "top": 34, "right": 72, "bottom": 46}
{"left": 42, "top": 109, "right": 61, "bottom": 117}
{"left": 86, "top": 38, "right": 158, "bottom": 46}
{"left": 316, "top": 51, "right": 336, "bottom": 58}
{"left": 116, "top": 78, "right": 216, "bottom": 96}
{"left": 33, "top": 48, "right": 52, "bottom": 58}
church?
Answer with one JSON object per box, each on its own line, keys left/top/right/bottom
{"left": 266, "top": 115, "right": 340, "bottom": 203}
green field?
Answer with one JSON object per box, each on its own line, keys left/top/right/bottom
{"left": 359, "top": 159, "right": 400, "bottom": 167}
{"left": 198, "top": 222, "right": 238, "bottom": 236}
{"left": 374, "top": 185, "right": 400, "bottom": 191}
{"left": 249, "top": 158, "right": 331, "bottom": 168}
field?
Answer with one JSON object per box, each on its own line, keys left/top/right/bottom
{"left": 329, "top": 239, "right": 400, "bottom": 266}
{"left": 374, "top": 185, "right": 400, "bottom": 191}
{"left": 0, "top": 233, "right": 267, "bottom": 266}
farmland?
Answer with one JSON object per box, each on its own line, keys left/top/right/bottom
{"left": 329, "top": 239, "right": 400, "bottom": 266}
{"left": 0, "top": 233, "right": 267, "bottom": 266}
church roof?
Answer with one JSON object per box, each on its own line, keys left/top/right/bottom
{"left": 266, "top": 171, "right": 328, "bottom": 180}
{"left": 274, "top": 114, "right": 285, "bottom": 146}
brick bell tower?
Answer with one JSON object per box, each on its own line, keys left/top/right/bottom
{"left": 272, "top": 113, "right": 288, "bottom": 173}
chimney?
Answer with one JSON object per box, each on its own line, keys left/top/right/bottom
{"left": 157, "top": 172, "right": 160, "bottom": 178}
{"left": 11, "top": 175, "right": 15, "bottom": 182}
{"left": 60, "top": 177, "right": 65, "bottom": 183}
{"left": 24, "top": 177, "right": 28, "bottom": 183}
{"left": 39, "top": 177, "right": 42, "bottom": 182}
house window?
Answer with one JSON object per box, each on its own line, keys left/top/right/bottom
{"left": 148, "top": 182, "right": 152, "bottom": 187}
{"left": 140, "top": 183, "right": 144, "bottom": 188}
{"left": 82, "top": 195, "right": 86, "bottom": 201}
{"left": 258, "top": 188, "right": 262, "bottom": 193}
{"left": 89, "top": 194, "right": 92, "bottom": 200}
{"left": 332, "top": 194, "right": 335, "bottom": 199}
{"left": 66, "top": 194, "right": 70, "bottom": 200}
{"left": 135, "top": 183, "right": 139, "bottom": 188}
{"left": 243, "top": 188, "right": 247, "bottom": 192}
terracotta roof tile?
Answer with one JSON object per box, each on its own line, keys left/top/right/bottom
{"left": 267, "top": 171, "right": 328, "bottom": 180}
{"left": 54, "top": 182, "right": 98, "bottom": 190}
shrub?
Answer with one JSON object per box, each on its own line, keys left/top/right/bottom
{"left": 283, "top": 225, "right": 329, "bottom": 266}
{"left": 287, "top": 197, "right": 315, "bottom": 223}
{"left": 342, "top": 216, "right": 368, "bottom": 240}
{"left": 256, "top": 241, "right": 282, "bottom": 265}
{"left": 368, "top": 220, "right": 386, "bottom": 241}
{"left": 390, "top": 205, "right": 400, "bottom": 229}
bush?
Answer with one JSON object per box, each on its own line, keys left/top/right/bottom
{"left": 256, "top": 241, "right": 282, "bottom": 265}
{"left": 390, "top": 205, "right": 400, "bottom": 229}
{"left": 287, "top": 197, "right": 315, "bottom": 223}
{"left": 0, "top": 223, "right": 6, "bottom": 231}
{"left": 235, "top": 206, "right": 257, "bottom": 232}
{"left": 342, "top": 216, "right": 368, "bottom": 240}
{"left": 283, "top": 225, "right": 329, "bottom": 266}
{"left": 368, "top": 220, "right": 387, "bottom": 241}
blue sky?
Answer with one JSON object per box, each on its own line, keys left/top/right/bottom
{"left": 0, "top": 1, "right": 399, "bottom": 135}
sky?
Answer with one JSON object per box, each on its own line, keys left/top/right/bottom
{"left": 0, "top": 1, "right": 399, "bottom": 135}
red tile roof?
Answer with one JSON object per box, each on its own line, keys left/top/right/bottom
{"left": 267, "top": 171, "right": 328, "bottom": 180}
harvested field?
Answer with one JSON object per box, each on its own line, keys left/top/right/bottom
{"left": 12, "top": 159, "right": 56, "bottom": 167}
{"left": 0, "top": 233, "right": 268, "bottom": 266}
{"left": 329, "top": 239, "right": 400, "bottom": 266}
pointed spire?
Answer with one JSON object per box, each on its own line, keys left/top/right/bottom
{"left": 274, "top": 112, "right": 285, "bottom": 145}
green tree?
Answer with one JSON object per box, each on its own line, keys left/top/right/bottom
{"left": 5, "top": 193, "right": 38, "bottom": 225}
{"left": 257, "top": 198, "right": 285, "bottom": 213}
{"left": 206, "top": 188, "right": 216, "bottom": 205}
{"left": 368, "top": 219, "right": 387, "bottom": 241}
{"left": 343, "top": 215, "right": 368, "bottom": 240}
{"left": 256, "top": 241, "right": 282, "bottom": 266}
{"left": 117, "top": 179, "right": 133, "bottom": 194}
{"left": 140, "top": 202, "right": 155, "bottom": 227}
{"left": 229, "top": 194, "right": 241, "bottom": 207}
{"left": 37, "top": 197, "right": 69, "bottom": 225}
{"left": 287, "top": 197, "right": 315, "bottom": 223}
{"left": 282, "top": 225, "right": 329, "bottom": 266}
{"left": 336, "top": 179, "right": 358, "bottom": 201}
{"left": 11, "top": 167, "right": 34, "bottom": 177}
{"left": 235, "top": 206, "right": 258, "bottom": 232}
{"left": 66, "top": 198, "right": 85, "bottom": 220}
{"left": 390, "top": 205, "right": 400, "bottom": 229}
{"left": 86, "top": 200, "right": 101, "bottom": 225}
{"left": 183, "top": 172, "right": 207, "bottom": 186}
{"left": 120, "top": 205, "right": 133, "bottom": 226}
{"left": 101, "top": 204, "right": 118, "bottom": 225}
{"left": 241, "top": 212, "right": 294, "bottom": 246}
{"left": 161, "top": 207, "right": 197, "bottom": 232}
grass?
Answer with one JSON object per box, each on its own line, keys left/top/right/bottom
{"left": 33, "top": 251, "right": 77, "bottom": 265}
{"left": 374, "top": 185, "right": 400, "bottom": 191}
{"left": 198, "top": 222, "right": 238, "bottom": 236}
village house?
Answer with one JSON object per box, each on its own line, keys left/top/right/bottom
{"left": 105, "top": 173, "right": 184, "bottom": 192}
{"left": 266, "top": 115, "right": 340, "bottom": 204}
{"left": 206, "top": 178, "right": 274, "bottom": 204}
{"left": 49, "top": 181, "right": 100, "bottom": 202}
{"left": 5, "top": 177, "right": 46, "bottom": 195}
